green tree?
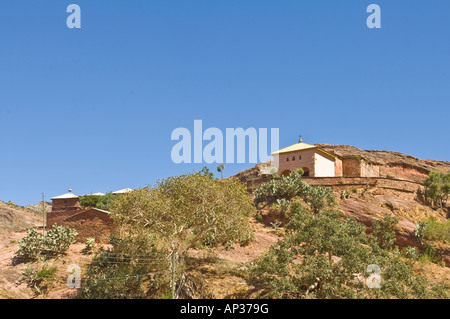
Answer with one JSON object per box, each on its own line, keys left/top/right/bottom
{"left": 80, "top": 192, "right": 116, "bottom": 211}
{"left": 197, "top": 166, "right": 215, "bottom": 179}
{"left": 96, "top": 192, "right": 116, "bottom": 211}
{"left": 113, "top": 174, "right": 254, "bottom": 256}
{"left": 217, "top": 164, "right": 225, "bottom": 179}
{"left": 80, "top": 195, "right": 102, "bottom": 208}
{"left": 245, "top": 204, "right": 446, "bottom": 299}
{"left": 84, "top": 173, "right": 255, "bottom": 298}
{"left": 423, "top": 171, "right": 450, "bottom": 208}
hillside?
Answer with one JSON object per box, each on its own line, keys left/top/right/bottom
{"left": 0, "top": 144, "right": 448, "bottom": 299}
{"left": 232, "top": 144, "right": 450, "bottom": 266}
{"left": 25, "top": 201, "right": 52, "bottom": 214}
{"left": 0, "top": 201, "right": 41, "bottom": 235}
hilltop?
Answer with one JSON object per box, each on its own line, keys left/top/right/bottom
{"left": 232, "top": 144, "right": 450, "bottom": 265}
{"left": 233, "top": 144, "right": 450, "bottom": 183}
{"left": 318, "top": 144, "right": 450, "bottom": 182}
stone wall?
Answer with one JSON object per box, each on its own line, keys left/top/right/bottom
{"left": 342, "top": 158, "right": 361, "bottom": 177}
{"left": 64, "top": 217, "right": 113, "bottom": 243}
{"left": 241, "top": 175, "right": 423, "bottom": 195}
{"left": 46, "top": 208, "right": 114, "bottom": 243}
{"left": 46, "top": 209, "right": 81, "bottom": 226}
{"left": 51, "top": 198, "right": 81, "bottom": 212}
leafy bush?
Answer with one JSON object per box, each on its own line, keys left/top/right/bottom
{"left": 23, "top": 263, "right": 58, "bottom": 295}
{"left": 45, "top": 225, "right": 78, "bottom": 255}
{"left": 16, "top": 228, "right": 46, "bottom": 260}
{"left": 370, "top": 215, "right": 398, "bottom": 251}
{"left": 402, "top": 247, "right": 420, "bottom": 265}
{"left": 16, "top": 225, "right": 77, "bottom": 260}
{"left": 414, "top": 221, "right": 427, "bottom": 244}
{"left": 225, "top": 240, "right": 234, "bottom": 251}
{"left": 78, "top": 251, "right": 152, "bottom": 299}
{"left": 253, "top": 171, "right": 305, "bottom": 204}
{"left": 82, "top": 237, "right": 96, "bottom": 255}
{"left": 270, "top": 199, "right": 291, "bottom": 217}
{"left": 305, "top": 185, "right": 336, "bottom": 213}
{"left": 419, "top": 244, "right": 440, "bottom": 264}
{"left": 270, "top": 220, "right": 282, "bottom": 230}
{"left": 275, "top": 199, "right": 290, "bottom": 211}
{"left": 422, "top": 217, "right": 450, "bottom": 243}
{"left": 253, "top": 171, "right": 335, "bottom": 213}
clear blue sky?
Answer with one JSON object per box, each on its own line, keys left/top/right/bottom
{"left": 0, "top": 1, "right": 449, "bottom": 206}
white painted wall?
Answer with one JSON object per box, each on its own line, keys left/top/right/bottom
{"left": 314, "top": 152, "right": 335, "bottom": 177}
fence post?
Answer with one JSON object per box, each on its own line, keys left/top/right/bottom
{"left": 172, "top": 251, "right": 176, "bottom": 299}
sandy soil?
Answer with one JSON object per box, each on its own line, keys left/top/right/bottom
{"left": 0, "top": 231, "right": 95, "bottom": 299}
{"left": 217, "top": 220, "right": 280, "bottom": 264}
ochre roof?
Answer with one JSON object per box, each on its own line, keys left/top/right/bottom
{"left": 271, "top": 142, "right": 317, "bottom": 155}
{"left": 271, "top": 142, "right": 339, "bottom": 159}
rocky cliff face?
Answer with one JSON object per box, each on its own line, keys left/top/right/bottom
{"left": 317, "top": 144, "right": 450, "bottom": 183}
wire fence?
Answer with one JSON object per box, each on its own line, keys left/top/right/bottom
{"left": 19, "top": 207, "right": 181, "bottom": 296}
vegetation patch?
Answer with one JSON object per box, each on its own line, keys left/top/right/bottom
{"left": 78, "top": 170, "right": 255, "bottom": 299}
{"left": 16, "top": 225, "right": 78, "bottom": 261}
